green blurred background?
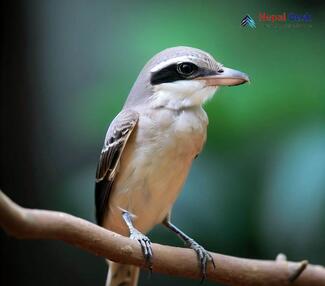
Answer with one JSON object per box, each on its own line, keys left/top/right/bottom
{"left": 1, "top": 1, "right": 325, "bottom": 285}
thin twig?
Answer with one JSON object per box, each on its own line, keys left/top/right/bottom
{"left": 289, "top": 261, "right": 309, "bottom": 283}
{"left": 0, "top": 191, "right": 324, "bottom": 286}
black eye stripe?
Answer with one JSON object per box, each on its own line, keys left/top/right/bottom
{"left": 150, "top": 64, "right": 180, "bottom": 85}
{"left": 150, "top": 63, "right": 216, "bottom": 85}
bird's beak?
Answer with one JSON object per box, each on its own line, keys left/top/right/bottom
{"left": 196, "top": 67, "right": 250, "bottom": 86}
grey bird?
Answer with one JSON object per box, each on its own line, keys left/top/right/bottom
{"left": 95, "top": 46, "right": 249, "bottom": 286}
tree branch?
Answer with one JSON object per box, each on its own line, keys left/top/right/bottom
{"left": 1, "top": 190, "right": 324, "bottom": 286}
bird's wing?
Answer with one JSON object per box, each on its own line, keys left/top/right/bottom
{"left": 95, "top": 109, "right": 139, "bottom": 225}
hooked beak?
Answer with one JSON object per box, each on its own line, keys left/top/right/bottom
{"left": 196, "top": 67, "right": 250, "bottom": 86}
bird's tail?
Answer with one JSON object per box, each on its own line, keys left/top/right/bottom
{"left": 105, "top": 261, "right": 140, "bottom": 286}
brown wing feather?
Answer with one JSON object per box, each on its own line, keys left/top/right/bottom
{"left": 95, "top": 109, "right": 139, "bottom": 225}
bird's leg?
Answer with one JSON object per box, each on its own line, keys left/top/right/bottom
{"left": 162, "top": 216, "right": 215, "bottom": 281}
{"left": 122, "top": 211, "right": 153, "bottom": 269}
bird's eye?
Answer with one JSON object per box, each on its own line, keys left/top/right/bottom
{"left": 177, "top": 62, "right": 196, "bottom": 76}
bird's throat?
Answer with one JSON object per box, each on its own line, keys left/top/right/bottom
{"left": 150, "top": 80, "right": 217, "bottom": 110}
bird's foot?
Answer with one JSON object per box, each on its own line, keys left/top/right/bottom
{"left": 130, "top": 229, "right": 153, "bottom": 270}
{"left": 186, "top": 239, "right": 215, "bottom": 282}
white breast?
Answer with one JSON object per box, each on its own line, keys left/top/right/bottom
{"left": 103, "top": 107, "right": 208, "bottom": 235}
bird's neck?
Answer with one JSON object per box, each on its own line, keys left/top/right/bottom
{"left": 149, "top": 80, "right": 217, "bottom": 110}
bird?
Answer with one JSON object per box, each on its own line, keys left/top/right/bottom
{"left": 95, "top": 46, "right": 249, "bottom": 286}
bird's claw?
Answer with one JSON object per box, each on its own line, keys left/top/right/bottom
{"left": 186, "top": 240, "right": 215, "bottom": 282}
{"left": 130, "top": 230, "right": 153, "bottom": 270}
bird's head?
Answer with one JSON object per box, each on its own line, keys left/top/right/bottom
{"left": 124, "top": 46, "right": 249, "bottom": 110}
